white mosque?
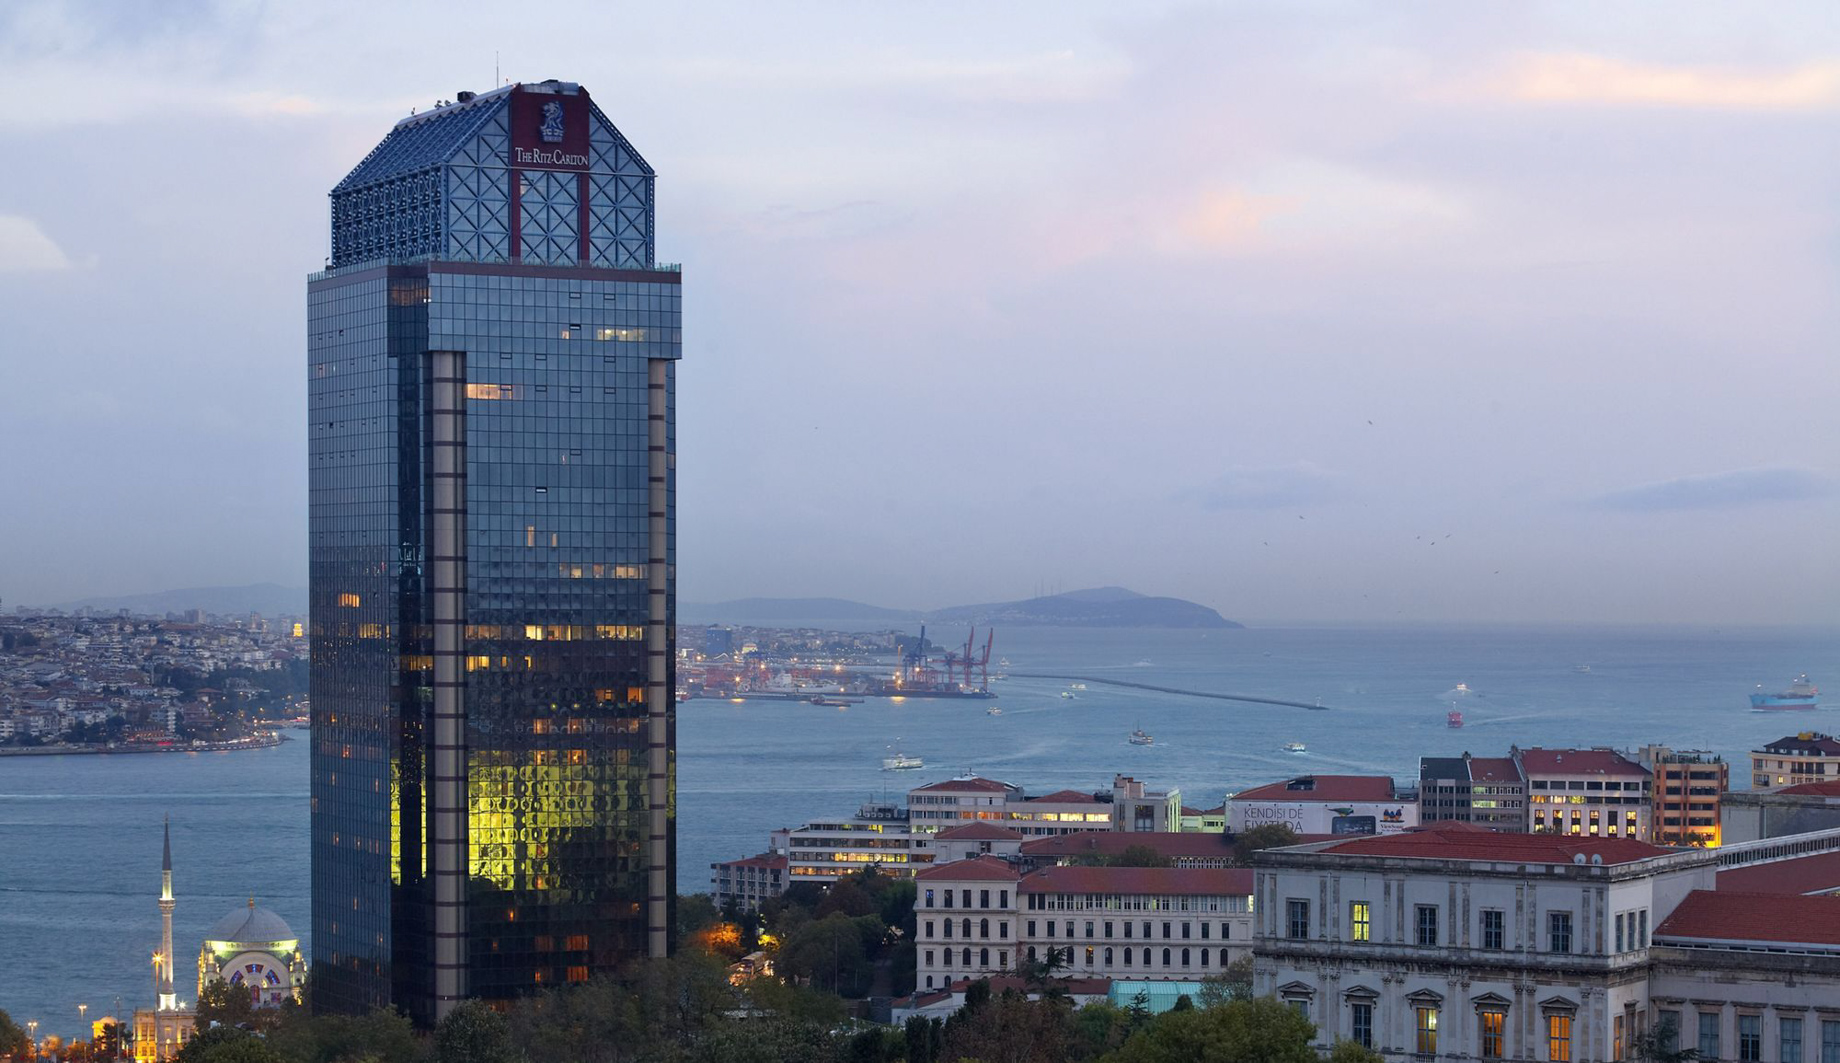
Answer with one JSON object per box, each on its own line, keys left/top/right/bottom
{"left": 132, "top": 819, "right": 306, "bottom": 1061}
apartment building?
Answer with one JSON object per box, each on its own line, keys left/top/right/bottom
{"left": 1515, "top": 747, "right": 1653, "bottom": 840}
{"left": 1749, "top": 733, "right": 1840, "bottom": 791}
{"left": 1635, "top": 746, "right": 1726, "bottom": 847}
{"left": 709, "top": 852, "right": 787, "bottom": 912}
{"left": 1419, "top": 755, "right": 1527, "bottom": 829}
{"left": 785, "top": 801, "right": 929, "bottom": 885}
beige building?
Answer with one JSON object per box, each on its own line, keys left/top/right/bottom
{"left": 1515, "top": 747, "right": 1652, "bottom": 840}
{"left": 1749, "top": 732, "right": 1840, "bottom": 791}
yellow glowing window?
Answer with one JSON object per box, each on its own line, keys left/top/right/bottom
{"left": 1350, "top": 902, "right": 1370, "bottom": 942}
{"left": 526, "top": 526, "right": 537, "bottom": 547}
{"left": 1548, "top": 1015, "right": 1572, "bottom": 1062}
{"left": 596, "top": 327, "right": 646, "bottom": 342}
{"left": 466, "top": 383, "right": 516, "bottom": 400}
{"left": 525, "top": 625, "right": 544, "bottom": 641}
{"left": 338, "top": 593, "right": 361, "bottom": 608}
{"left": 627, "top": 686, "right": 645, "bottom": 703}
{"left": 357, "top": 623, "right": 383, "bottom": 639}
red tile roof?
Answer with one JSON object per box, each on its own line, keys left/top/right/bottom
{"left": 915, "top": 856, "right": 1020, "bottom": 882}
{"left": 1468, "top": 757, "right": 1521, "bottom": 783}
{"left": 1020, "top": 831, "right": 1236, "bottom": 860}
{"left": 935, "top": 823, "right": 1027, "bottom": 842}
{"left": 911, "top": 777, "right": 1014, "bottom": 794}
{"left": 1312, "top": 821, "right": 1670, "bottom": 865}
{"left": 1020, "top": 865, "right": 1254, "bottom": 896}
{"left": 1776, "top": 780, "right": 1840, "bottom": 798}
{"left": 1515, "top": 748, "right": 1649, "bottom": 777}
{"left": 1656, "top": 890, "right": 1840, "bottom": 947}
{"left": 1025, "top": 789, "right": 1106, "bottom": 804}
{"left": 1717, "top": 852, "right": 1840, "bottom": 896}
{"left": 1232, "top": 775, "right": 1398, "bottom": 803}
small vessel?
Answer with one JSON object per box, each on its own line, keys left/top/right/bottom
{"left": 1453, "top": 683, "right": 1472, "bottom": 695}
{"left": 1751, "top": 675, "right": 1819, "bottom": 711}
{"left": 1283, "top": 741, "right": 1307, "bottom": 754}
{"left": 1129, "top": 729, "right": 1154, "bottom": 746}
{"left": 882, "top": 752, "right": 924, "bottom": 771}
{"left": 1573, "top": 664, "right": 1592, "bottom": 674}
{"left": 1060, "top": 691, "right": 1076, "bottom": 700}
{"left": 1070, "top": 683, "right": 1088, "bottom": 691}
{"left": 1448, "top": 710, "right": 1464, "bottom": 728}
{"left": 1133, "top": 659, "right": 1154, "bottom": 667}
{"left": 986, "top": 707, "right": 1003, "bottom": 716}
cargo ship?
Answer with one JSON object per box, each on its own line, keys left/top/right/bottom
{"left": 1750, "top": 675, "right": 1819, "bottom": 711}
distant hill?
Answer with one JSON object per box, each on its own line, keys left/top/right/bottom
{"left": 54, "top": 583, "right": 308, "bottom": 617}
{"left": 685, "top": 587, "right": 1239, "bottom": 629}
{"left": 680, "top": 597, "right": 917, "bottom": 624}
{"left": 927, "top": 589, "right": 1241, "bottom": 628}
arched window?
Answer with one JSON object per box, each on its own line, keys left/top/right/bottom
{"left": 1104, "top": 947, "right": 1114, "bottom": 965}
{"left": 1027, "top": 946, "right": 1037, "bottom": 961}
{"left": 1123, "top": 948, "right": 1133, "bottom": 966}
{"left": 1201, "top": 948, "right": 1210, "bottom": 967}
{"left": 1163, "top": 948, "right": 1172, "bottom": 967}
{"left": 962, "top": 948, "right": 971, "bottom": 967}
{"left": 1182, "top": 948, "right": 1191, "bottom": 967}
{"left": 962, "top": 918, "right": 972, "bottom": 938}
{"left": 980, "top": 948, "right": 990, "bottom": 967}
{"left": 980, "top": 918, "right": 990, "bottom": 939}
{"left": 943, "top": 920, "right": 953, "bottom": 939}
{"left": 943, "top": 951, "right": 953, "bottom": 967}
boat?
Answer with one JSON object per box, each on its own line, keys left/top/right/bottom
{"left": 1060, "top": 691, "right": 1076, "bottom": 700}
{"left": 1447, "top": 710, "right": 1464, "bottom": 728}
{"left": 1129, "top": 729, "right": 1154, "bottom": 746}
{"left": 986, "top": 707, "right": 1003, "bottom": 716}
{"left": 1070, "top": 683, "right": 1088, "bottom": 691}
{"left": 1573, "top": 664, "right": 1592, "bottom": 673}
{"left": 882, "top": 752, "right": 924, "bottom": 771}
{"left": 1283, "top": 741, "right": 1307, "bottom": 754}
{"left": 1453, "top": 683, "right": 1472, "bottom": 695}
{"left": 1751, "top": 675, "right": 1819, "bottom": 711}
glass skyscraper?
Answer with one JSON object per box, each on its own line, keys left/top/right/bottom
{"left": 307, "top": 80, "right": 679, "bottom": 1023}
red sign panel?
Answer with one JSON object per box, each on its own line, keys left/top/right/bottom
{"left": 508, "top": 86, "right": 593, "bottom": 172}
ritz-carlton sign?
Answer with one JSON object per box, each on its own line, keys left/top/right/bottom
{"left": 514, "top": 145, "right": 589, "bottom": 168}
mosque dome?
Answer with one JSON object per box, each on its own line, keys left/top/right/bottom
{"left": 205, "top": 901, "right": 297, "bottom": 947}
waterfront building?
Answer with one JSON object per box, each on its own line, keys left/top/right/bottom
{"left": 1635, "top": 746, "right": 1726, "bottom": 847}
{"left": 785, "top": 801, "right": 929, "bottom": 885}
{"left": 709, "top": 852, "right": 787, "bottom": 913}
{"left": 133, "top": 820, "right": 194, "bottom": 1062}
{"left": 1748, "top": 732, "right": 1840, "bottom": 791}
{"left": 1111, "top": 775, "right": 1182, "bottom": 832}
{"left": 1721, "top": 780, "right": 1840, "bottom": 843}
{"left": 913, "top": 858, "right": 1254, "bottom": 992}
{"left": 309, "top": 80, "right": 681, "bottom": 1022}
{"left": 1228, "top": 775, "right": 1418, "bottom": 836}
{"left": 196, "top": 900, "right": 308, "bottom": 1006}
{"left": 1515, "top": 747, "right": 1652, "bottom": 840}
{"left": 1418, "top": 754, "right": 1526, "bottom": 830}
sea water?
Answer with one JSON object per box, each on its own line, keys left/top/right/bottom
{"left": 2, "top": 623, "right": 1835, "bottom": 1036}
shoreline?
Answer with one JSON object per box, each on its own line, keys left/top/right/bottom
{"left": 0, "top": 732, "right": 289, "bottom": 757}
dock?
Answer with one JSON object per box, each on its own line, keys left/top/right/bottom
{"left": 1009, "top": 673, "right": 1330, "bottom": 710}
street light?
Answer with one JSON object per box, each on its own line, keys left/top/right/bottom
{"left": 77, "top": 1005, "right": 88, "bottom": 1044}
{"left": 23, "top": 1021, "right": 35, "bottom": 1063}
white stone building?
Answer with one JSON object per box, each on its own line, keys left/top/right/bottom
{"left": 912, "top": 857, "right": 1254, "bottom": 993}
{"left": 1229, "top": 775, "right": 1418, "bottom": 836}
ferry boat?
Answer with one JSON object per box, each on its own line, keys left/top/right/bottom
{"left": 1453, "top": 683, "right": 1472, "bottom": 696}
{"left": 1129, "top": 729, "right": 1154, "bottom": 746}
{"left": 1447, "top": 710, "right": 1464, "bottom": 728}
{"left": 986, "top": 707, "right": 1003, "bottom": 716}
{"left": 1751, "top": 675, "right": 1819, "bottom": 711}
{"left": 1283, "top": 741, "right": 1307, "bottom": 754}
{"left": 882, "top": 752, "right": 924, "bottom": 771}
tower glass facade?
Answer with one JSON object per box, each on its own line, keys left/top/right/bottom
{"left": 309, "top": 80, "right": 678, "bottom": 1023}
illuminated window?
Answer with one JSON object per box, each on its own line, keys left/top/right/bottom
{"left": 1549, "top": 1014, "right": 1573, "bottom": 1062}
{"left": 1350, "top": 901, "right": 1370, "bottom": 942}
{"left": 1481, "top": 1011, "right": 1504, "bottom": 1059}
{"left": 337, "top": 593, "right": 361, "bottom": 608}
{"left": 1417, "top": 1007, "right": 1439, "bottom": 1057}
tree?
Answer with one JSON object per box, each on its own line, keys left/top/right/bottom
{"left": 196, "top": 978, "right": 258, "bottom": 1031}
{"left": 904, "top": 1016, "right": 936, "bottom": 1063}
{"left": 0, "top": 1009, "right": 30, "bottom": 1062}
{"left": 1232, "top": 825, "right": 1299, "bottom": 863}
{"left": 1106, "top": 846, "right": 1174, "bottom": 868}
{"left": 1328, "top": 1039, "right": 1386, "bottom": 1063}
{"left": 1196, "top": 954, "right": 1254, "bottom": 1007}
{"left": 1634, "top": 1018, "right": 1700, "bottom": 1063}
{"left": 677, "top": 893, "right": 723, "bottom": 946}
{"left": 433, "top": 1001, "right": 516, "bottom": 1063}
{"left": 173, "top": 1027, "right": 284, "bottom": 1063}
{"left": 940, "top": 989, "right": 1076, "bottom": 1063}
{"left": 1103, "top": 996, "right": 1317, "bottom": 1063}
{"left": 777, "top": 913, "right": 882, "bottom": 996}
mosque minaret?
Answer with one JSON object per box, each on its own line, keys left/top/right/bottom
{"left": 158, "top": 816, "right": 177, "bottom": 1011}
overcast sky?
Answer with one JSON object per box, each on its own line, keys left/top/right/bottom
{"left": 1, "top": 1, "right": 1836, "bottom": 623}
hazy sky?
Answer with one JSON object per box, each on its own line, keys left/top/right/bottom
{"left": 2, "top": 1, "right": 1836, "bottom": 623}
